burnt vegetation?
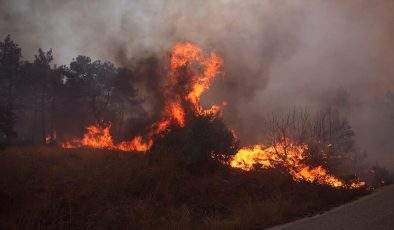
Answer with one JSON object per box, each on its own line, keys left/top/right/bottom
{"left": 0, "top": 35, "right": 392, "bottom": 229}
{"left": 0, "top": 147, "right": 368, "bottom": 229}
{"left": 150, "top": 113, "right": 239, "bottom": 171}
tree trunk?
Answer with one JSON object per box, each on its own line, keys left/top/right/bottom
{"left": 117, "top": 100, "right": 125, "bottom": 141}
{"left": 32, "top": 94, "right": 38, "bottom": 144}
{"left": 41, "top": 74, "right": 47, "bottom": 144}
{"left": 49, "top": 97, "right": 55, "bottom": 143}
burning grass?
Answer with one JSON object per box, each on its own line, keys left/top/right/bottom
{"left": 0, "top": 146, "right": 368, "bottom": 229}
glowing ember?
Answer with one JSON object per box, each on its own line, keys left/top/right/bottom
{"left": 45, "top": 131, "right": 57, "bottom": 144}
{"left": 230, "top": 140, "right": 365, "bottom": 188}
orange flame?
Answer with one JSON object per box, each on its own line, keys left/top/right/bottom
{"left": 153, "top": 42, "right": 224, "bottom": 132}
{"left": 61, "top": 123, "right": 152, "bottom": 152}
{"left": 61, "top": 42, "right": 224, "bottom": 152}
{"left": 45, "top": 130, "right": 57, "bottom": 144}
{"left": 60, "top": 42, "right": 366, "bottom": 189}
{"left": 229, "top": 140, "right": 365, "bottom": 188}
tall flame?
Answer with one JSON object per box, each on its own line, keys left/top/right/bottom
{"left": 61, "top": 42, "right": 224, "bottom": 151}
{"left": 60, "top": 42, "right": 365, "bottom": 189}
{"left": 154, "top": 42, "right": 224, "bottom": 132}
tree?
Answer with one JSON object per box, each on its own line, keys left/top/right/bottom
{"left": 65, "top": 56, "right": 115, "bottom": 122}
{"left": 0, "top": 35, "right": 21, "bottom": 146}
{"left": 33, "top": 49, "right": 54, "bottom": 144}
{"left": 150, "top": 114, "right": 239, "bottom": 171}
{"left": 0, "top": 36, "right": 146, "bottom": 146}
{"left": 0, "top": 105, "right": 16, "bottom": 149}
{"left": 110, "top": 67, "right": 142, "bottom": 141}
{"left": 0, "top": 35, "right": 21, "bottom": 106}
{"left": 262, "top": 107, "right": 355, "bottom": 169}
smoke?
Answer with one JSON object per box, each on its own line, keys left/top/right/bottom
{"left": 1, "top": 0, "right": 394, "bottom": 168}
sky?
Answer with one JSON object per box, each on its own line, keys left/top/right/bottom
{"left": 1, "top": 0, "right": 394, "bottom": 168}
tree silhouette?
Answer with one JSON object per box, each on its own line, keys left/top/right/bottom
{"left": 0, "top": 35, "right": 21, "bottom": 146}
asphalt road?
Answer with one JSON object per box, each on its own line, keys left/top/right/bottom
{"left": 271, "top": 185, "right": 394, "bottom": 230}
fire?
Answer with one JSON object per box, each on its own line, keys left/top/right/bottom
{"left": 60, "top": 42, "right": 365, "bottom": 189}
{"left": 45, "top": 130, "right": 57, "bottom": 144}
{"left": 155, "top": 42, "right": 224, "bottom": 131}
{"left": 230, "top": 140, "right": 365, "bottom": 188}
{"left": 61, "top": 42, "right": 224, "bottom": 151}
{"left": 61, "top": 123, "right": 152, "bottom": 152}
{"left": 45, "top": 135, "right": 51, "bottom": 144}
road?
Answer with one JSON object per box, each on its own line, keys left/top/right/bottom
{"left": 271, "top": 185, "right": 394, "bottom": 230}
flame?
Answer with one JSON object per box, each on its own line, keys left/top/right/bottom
{"left": 45, "top": 130, "right": 57, "bottom": 144}
{"left": 61, "top": 42, "right": 224, "bottom": 152}
{"left": 154, "top": 42, "right": 224, "bottom": 132}
{"left": 229, "top": 140, "right": 364, "bottom": 188}
{"left": 59, "top": 42, "right": 366, "bottom": 189}
{"left": 45, "top": 135, "right": 51, "bottom": 144}
{"left": 61, "top": 123, "right": 152, "bottom": 152}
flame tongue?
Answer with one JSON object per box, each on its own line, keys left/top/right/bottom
{"left": 230, "top": 140, "right": 365, "bottom": 188}
{"left": 155, "top": 43, "right": 224, "bottom": 132}
{"left": 62, "top": 42, "right": 224, "bottom": 152}
{"left": 60, "top": 42, "right": 365, "bottom": 189}
{"left": 61, "top": 123, "right": 152, "bottom": 152}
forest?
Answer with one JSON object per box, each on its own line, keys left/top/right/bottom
{"left": 0, "top": 35, "right": 149, "bottom": 148}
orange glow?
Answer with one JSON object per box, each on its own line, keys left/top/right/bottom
{"left": 61, "top": 123, "right": 152, "bottom": 152}
{"left": 229, "top": 140, "right": 365, "bottom": 189}
{"left": 45, "top": 130, "right": 57, "bottom": 144}
{"left": 45, "top": 135, "right": 51, "bottom": 144}
{"left": 118, "top": 136, "right": 153, "bottom": 152}
{"left": 81, "top": 125, "right": 114, "bottom": 149}
{"left": 167, "top": 42, "right": 223, "bottom": 116}
{"left": 60, "top": 42, "right": 366, "bottom": 189}
{"left": 61, "top": 42, "right": 224, "bottom": 152}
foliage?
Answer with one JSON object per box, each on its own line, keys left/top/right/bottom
{"left": 0, "top": 35, "right": 21, "bottom": 147}
{"left": 0, "top": 35, "right": 143, "bottom": 145}
{"left": 0, "top": 105, "right": 16, "bottom": 150}
{"left": 150, "top": 114, "right": 239, "bottom": 171}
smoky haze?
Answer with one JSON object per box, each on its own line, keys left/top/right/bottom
{"left": 1, "top": 0, "right": 394, "bottom": 169}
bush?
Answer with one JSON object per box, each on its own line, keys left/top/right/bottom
{"left": 149, "top": 114, "right": 239, "bottom": 171}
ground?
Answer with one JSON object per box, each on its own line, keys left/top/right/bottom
{"left": 0, "top": 146, "right": 368, "bottom": 229}
{"left": 272, "top": 185, "right": 394, "bottom": 230}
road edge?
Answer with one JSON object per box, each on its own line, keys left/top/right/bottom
{"left": 269, "top": 184, "right": 394, "bottom": 230}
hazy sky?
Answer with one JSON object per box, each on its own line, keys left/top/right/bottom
{"left": 1, "top": 0, "right": 394, "bottom": 168}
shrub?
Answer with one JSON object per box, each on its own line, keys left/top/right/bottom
{"left": 149, "top": 114, "right": 239, "bottom": 171}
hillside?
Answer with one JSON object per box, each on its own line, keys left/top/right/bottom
{"left": 0, "top": 147, "right": 367, "bottom": 229}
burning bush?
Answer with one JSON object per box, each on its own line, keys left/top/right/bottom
{"left": 149, "top": 113, "right": 239, "bottom": 171}
{"left": 58, "top": 42, "right": 366, "bottom": 188}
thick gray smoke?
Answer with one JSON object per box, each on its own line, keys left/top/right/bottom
{"left": 1, "top": 0, "right": 394, "bottom": 169}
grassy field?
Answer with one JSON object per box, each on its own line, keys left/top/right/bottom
{"left": 0, "top": 146, "right": 368, "bottom": 229}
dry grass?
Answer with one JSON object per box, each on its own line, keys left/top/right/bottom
{"left": 0, "top": 146, "right": 367, "bottom": 229}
